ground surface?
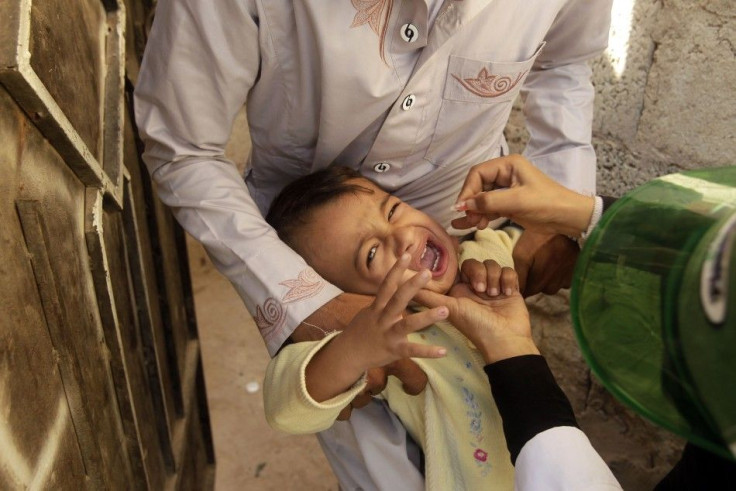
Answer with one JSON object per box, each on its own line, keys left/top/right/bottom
{"left": 188, "top": 236, "right": 338, "bottom": 490}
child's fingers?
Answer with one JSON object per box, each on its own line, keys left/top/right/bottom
{"left": 460, "top": 259, "right": 487, "bottom": 293}
{"left": 380, "top": 269, "right": 431, "bottom": 321}
{"left": 396, "top": 306, "right": 449, "bottom": 337}
{"left": 400, "top": 341, "right": 447, "bottom": 360}
{"left": 483, "top": 260, "right": 502, "bottom": 296}
{"left": 412, "top": 288, "right": 452, "bottom": 311}
{"left": 374, "top": 253, "right": 412, "bottom": 309}
{"left": 501, "top": 267, "right": 519, "bottom": 296}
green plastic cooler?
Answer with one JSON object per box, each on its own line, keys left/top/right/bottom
{"left": 571, "top": 166, "right": 736, "bottom": 460}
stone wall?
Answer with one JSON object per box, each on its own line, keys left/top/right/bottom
{"left": 509, "top": 0, "right": 736, "bottom": 193}
{"left": 507, "top": 1, "right": 735, "bottom": 488}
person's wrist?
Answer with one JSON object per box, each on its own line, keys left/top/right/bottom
{"left": 481, "top": 337, "right": 540, "bottom": 364}
{"left": 292, "top": 322, "right": 326, "bottom": 342}
{"left": 327, "top": 329, "right": 372, "bottom": 378}
{"left": 556, "top": 192, "right": 596, "bottom": 237}
{"left": 305, "top": 332, "right": 367, "bottom": 402}
{"left": 578, "top": 195, "right": 603, "bottom": 244}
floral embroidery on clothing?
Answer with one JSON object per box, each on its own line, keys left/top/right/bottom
{"left": 463, "top": 387, "right": 482, "bottom": 438}
{"left": 279, "top": 269, "right": 325, "bottom": 303}
{"left": 350, "top": 0, "right": 394, "bottom": 63}
{"left": 474, "top": 448, "right": 488, "bottom": 462}
{"left": 257, "top": 269, "right": 325, "bottom": 342}
{"left": 452, "top": 68, "right": 527, "bottom": 98}
{"left": 255, "top": 297, "right": 286, "bottom": 337}
{"left": 462, "top": 386, "right": 492, "bottom": 476}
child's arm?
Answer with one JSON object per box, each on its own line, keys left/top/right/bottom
{"left": 264, "top": 334, "right": 368, "bottom": 434}
{"left": 264, "top": 254, "right": 449, "bottom": 434}
{"left": 305, "top": 254, "right": 448, "bottom": 402}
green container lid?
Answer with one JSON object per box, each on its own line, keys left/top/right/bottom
{"left": 571, "top": 166, "right": 736, "bottom": 460}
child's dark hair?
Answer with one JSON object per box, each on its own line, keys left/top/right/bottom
{"left": 266, "top": 166, "right": 374, "bottom": 246}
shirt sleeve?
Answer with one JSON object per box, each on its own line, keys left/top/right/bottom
{"left": 485, "top": 355, "right": 622, "bottom": 490}
{"left": 263, "top": 332, "right": 368, "bottom": 434}
{"left": 516, "top": 427, "right": 622, "bottom": 490}
{"left": 521, "top": 0, "right": 614, "bottom": 193}
{"left": 484, "top": 355, "right": 580, "bottom": 463}
{"left": 133, "top": 0, "right": 341, "bottom": 356}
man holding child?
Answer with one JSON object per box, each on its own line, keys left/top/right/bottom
{"left": 135, "top": 0, "right": 613, "bottom": 488}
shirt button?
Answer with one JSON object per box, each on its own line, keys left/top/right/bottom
{"left": 401, "top": 94, "right": 416, "bottom": 111}
{"left": 373, "top": 162, "right": 391, "bottom": 173}
{"left": 401, "top": 23, "right": 419, "bottom": 43}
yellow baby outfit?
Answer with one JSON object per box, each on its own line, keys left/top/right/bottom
{"left": 264, "top": 227, "right": 521, "bottom": 490}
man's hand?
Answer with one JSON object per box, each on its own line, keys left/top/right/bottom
{"left": 512, "top": 231, "right": 579, "bottom": 296}
{"left": 414, "top": 285, "right": 538, "bottom": 364}
{"left": 291, "top": 293, "right": 374, "bottom": 342}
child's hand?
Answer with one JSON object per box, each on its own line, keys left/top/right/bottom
{"left": 336, "top": 253, "right": 450, "bottom": 370}
{"left": 459, "top": 259, "right": 519, "bottom": 298}
{"left": 305, "top": 253, "right": 449, "bottom": 404}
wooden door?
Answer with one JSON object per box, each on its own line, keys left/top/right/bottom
{"left": 0, "top": 1, "right": 215, "bottom": 488}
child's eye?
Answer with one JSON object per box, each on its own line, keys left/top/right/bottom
{"left": 367, "top": 245, "right": 377, "bottom": 267}
{"left": 388, "top": 202, "right": 400, "bottom": 220}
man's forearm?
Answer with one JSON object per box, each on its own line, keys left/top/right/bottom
{"left": 291, "top": 293, "right": 374, "bottom": 343}
{"left": 150, "top": 158, "right": 343, "bottom": 355}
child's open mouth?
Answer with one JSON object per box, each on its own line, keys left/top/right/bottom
{"left": 419, "top": 239, "right": 447, "bottom": 277}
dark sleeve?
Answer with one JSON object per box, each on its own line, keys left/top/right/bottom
{"left": 484, "top": 354, "right": 579, "bottom": 464}
{"left": 601, "top": 195, "right": 617, "bottom": 213}
{"left": 655, "top": 442, "right": 736, "bottom": 490}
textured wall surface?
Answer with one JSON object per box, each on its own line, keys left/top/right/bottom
{"left": 506, "top": 1, "right": 735, "bottom": 488}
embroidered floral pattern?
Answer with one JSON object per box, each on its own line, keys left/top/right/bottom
{"left": 259, "top": 269, "right": 326, "bottom": 344}
{"left": 350, "top": 0, "right": 394, "bottom": 63}
{"left": 452, "top": 68, "right": 527, "bottom": 98}
{"left": 462, "top": 386, "right": 492, "bottom": 476}
{"left": 279, "top": 269, "right": 324, "bottom": 303}
{"left": 255, "top": 297, "right": 286, "bottom": 336}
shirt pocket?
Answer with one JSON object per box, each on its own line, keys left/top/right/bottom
{"left": 424, "top": 42, "right": 545, "bottom": 167}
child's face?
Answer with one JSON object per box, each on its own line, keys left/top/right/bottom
{"left": 292, "top": 178, "right": 459, "bottom": 295}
